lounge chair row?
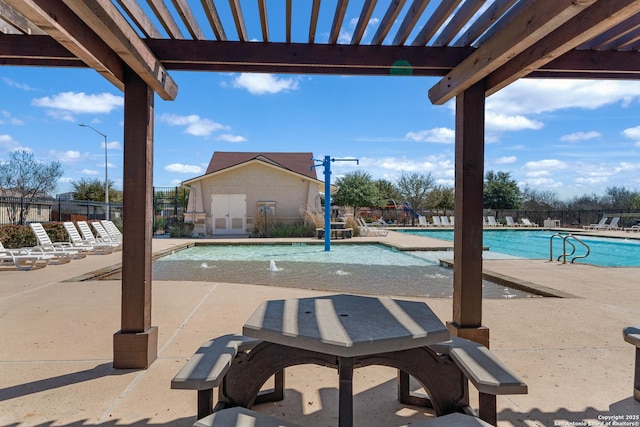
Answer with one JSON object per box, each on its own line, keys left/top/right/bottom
{"left": 503, "top": 216, "right": 538, "bottom": 227}
{"left": 0, "top": 220, "right": 122, "bottom": 271}
{"left": 416, "top": 215, "right": 454, "bottom": 227}
{"left": 583, "top": 216, "right": 621, "bottom": 230}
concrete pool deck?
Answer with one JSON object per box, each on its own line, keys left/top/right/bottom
{"left": 1, "top": 229, "right": 639, "bottom": 426}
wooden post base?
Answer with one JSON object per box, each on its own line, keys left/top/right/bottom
{"left": 113, "top": 326, "right": 158, "bottom": 369}
{"left": 447, "top": 322, "right": 490, "bottom": 348}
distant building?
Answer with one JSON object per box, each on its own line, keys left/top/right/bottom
{"left": 56, "top": 192, "right": 75, "bottom": 201}
{"left": 182, "top": 152, "right": 323, "bottom": 236}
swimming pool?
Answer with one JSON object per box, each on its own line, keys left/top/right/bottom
{"left": 151, "top": 243, "right": 537, "bottom": 299}
{"left": 399, "top": 229, "right": 640, "bottom": 267}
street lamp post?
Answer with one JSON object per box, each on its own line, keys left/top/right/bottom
{"left": 79, "top": 124, "right": 109, "bottom": 220}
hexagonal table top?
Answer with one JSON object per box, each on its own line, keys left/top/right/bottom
{"left": 243, "top": 293, "right": 450, "bottom": 357}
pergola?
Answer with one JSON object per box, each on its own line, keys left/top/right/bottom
{"left": 2, "top": 0, "right": 640, "bottom": 368}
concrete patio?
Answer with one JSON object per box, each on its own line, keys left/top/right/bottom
{"left": 0, "top": 230, "right": 638, "bottom": 426}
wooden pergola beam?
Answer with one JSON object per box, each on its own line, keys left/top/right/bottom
{"left": 486, "top": 0, "right": 640, "bottom": 96}
{"left": 428, "top": 0, "right": 596, "bottom": 104}
{"left": 61, "top": 0, "right": 178, "bottom": 101}
{"left": 3, "top": 0, "right": 124, "bottom": 89}
{"left": 145, "top": 40, "right": 474, "bottom": 75}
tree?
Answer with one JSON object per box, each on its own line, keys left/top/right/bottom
{"left": 605, "top": 186, "right": 639, "bottom": 209}
{"left": 427, "top": 185, "right": 455, "bottom": 215}
{"left": 395, "top": 171, "right": 435, "bottom": 215}
{"left": 0, "top": 150, "right": 63, "bottom": 224}
{"left": 332, "top": 170, "right": 380, "bottom": 216}
{"left": 521, "top": 186, "right": 562, "bottom": 210}
{"left": 374, "top": 179, "right": 400, "bottom": 201}
{"left": 71, "top": 177, "right": 122, "bottom": 203}
{"left": 483, "top": 171, "right": 522, "bottom": 210}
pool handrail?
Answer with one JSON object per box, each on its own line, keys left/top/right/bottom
{"left": 549, "top": 233, "right": 590, "bottom": 264}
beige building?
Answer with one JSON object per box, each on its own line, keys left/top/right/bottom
{"left": 182, "top": 152, "right": 323, "bottom": 236}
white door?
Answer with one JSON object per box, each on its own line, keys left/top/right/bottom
{"left": 211, "top": 194, "right": 246, "bottom": 235}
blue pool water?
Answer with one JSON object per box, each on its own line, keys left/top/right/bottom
{"left": 399, "top": 229, "right": 640, "bottom": 267}
{"left": 151, "top": 243, "right": 536, "bottom": 299}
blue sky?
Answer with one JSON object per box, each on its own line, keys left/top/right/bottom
{"left": 3, "top": 66, "right": 640, "bottom": 201}
{"left": 2, "top": 4, "right": 640, "bottom": 201}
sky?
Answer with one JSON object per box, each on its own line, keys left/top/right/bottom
{"left": 2, "top": 5, "right": 640, "bottom": 201}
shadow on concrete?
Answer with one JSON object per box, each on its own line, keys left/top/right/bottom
{"left": 0, "top": 362, "right": 132, "bottom": 402}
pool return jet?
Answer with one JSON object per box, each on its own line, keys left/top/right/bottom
{"left": 312, "top": 156, "right": 359, "bottom": 251}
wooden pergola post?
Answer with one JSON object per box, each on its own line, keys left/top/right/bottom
{"left": 113, "top": 67, "right": 158, "bottom": 369}
{"left": 448, "top": 81, "right": 490, "bottom": 348}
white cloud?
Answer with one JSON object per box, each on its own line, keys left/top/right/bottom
{"left": 0, "top": 110, "right": 24, "bottom": 125}
{"left": 32, "top": 91, "right": 123, "bottom": 114}
{"left": 232, "top": 73, "right": 299, "bottom": 95}
{"left": 2, "top": 77, "right": 35, "bottom": 91}
{"left": 105, "top": 141, "right": 120, "bottom": 150}
{"left": 217, "top": 134, "right": 247, "bottom": 143}
{"left": 489, "top": 79, "right": 640, "bottom": 116}
{"left": 48, "top": 149, "right": 87, "bottom": 164}
{"left": 81, "top": 169, "right": 100, "bottom": 175}
{"left": 405, "top": 127, "right": 455, "bottom": 144}
{"left": 0, "top": 134, "right": 21, "bottom": 151}
{"left": 524, "top": 159, "right": 568, "bottom": 170}
{"left": 494, "top": 156, "right": 517, "bottom": 164}
{"left": 164, "top": 163, "right": 203, "bottom": 174}
{"left": 560, "top": 131, "right": 601, "bottom": 142}
{"left": 622, "top": 126, "right": 640, "bottom": 141}
{"left": 485, "top": 112, "right": 543, "bottom": 132}
{"left": 525, "top": 170, "right": 551, "bottom": 178}
{"left": 158, "top": 113, "right": 229, "bottom": 137}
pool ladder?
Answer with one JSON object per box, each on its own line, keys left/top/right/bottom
{"left": 549, "top": 233, "right": 590, "bottom": 264}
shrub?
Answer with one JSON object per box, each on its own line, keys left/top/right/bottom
{"left": 169, "top": 222, "right": 194, "bottom": 237}
{"left": 0, "top": 222, "right": 68, "bottom": 248}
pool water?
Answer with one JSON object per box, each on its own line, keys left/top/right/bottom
{"left": 399, "top": 229, "right": 640, "bottom": 267}
{"left": 153, "top": 243, "right": 536, "bottom": 299}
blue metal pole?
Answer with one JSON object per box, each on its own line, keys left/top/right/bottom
{"left": 324, "top": 156, "right": 331, "bottom": 252}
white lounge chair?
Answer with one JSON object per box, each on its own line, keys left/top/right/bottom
{"left": 487, "top": 216, "right": 502, "bottom": 227}
{"left": 417, "top": 215, "right": 430, "bottom": 227}
{"left": 432, "top": 216, "right": 443, "bottom": 227}
{"left": 28, "top": 222, "right": 85, "bottom": 261}
{"left": 520, "top": 218, "right": 538, "bottom": 227}
{"left": 440, "top": 216, "right": 450, "bottom": 226}
{"left": 101, "top": 220, "right": 123, "bottom": 242}
{"left": 0, "top": 241, "right": 54, "bottom": 270}
{"left": 92, "top": 221, "right": 122, "bottom": 245}
{"left": 63, "top": 222, "right": 114, "bottom": 255}
{"left": 482, "top": 216, "right": 489, "bottom": 227}
{"left": 605, "top": 217, "right": 621, "bottom": 230}
{"left": 77, "top": 221, "right": 122, "bottom": 250}
{"left": 357, "top": 218, "right": 388, "bottom": 237}
{"left": 584, "top": 217, "right": 608, "bottom": 230}
{"left": 505, "top": 216, "right": 518, "bottom": 227}
{"left": 449, "top": 216, "right": 454, "bottom": 226}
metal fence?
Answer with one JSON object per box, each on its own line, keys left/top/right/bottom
{"left": 153, "top": 186, "right": 190, "bottom": 233}
{"left": 0, "top": 195, "right": 123, "bottom": 225}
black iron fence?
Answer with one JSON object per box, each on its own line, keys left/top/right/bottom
{"left": 0, "top": 186, "right": 188, "bottom": 231}
{"left": 0, "top": 195, "right": 123, "bottom": 225}
{"left": 152, "top": 186, "right": 189, "bottom": 233}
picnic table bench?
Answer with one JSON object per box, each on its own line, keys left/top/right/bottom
{"left": 171, "top": 334, "right": 284, "bottom": 419}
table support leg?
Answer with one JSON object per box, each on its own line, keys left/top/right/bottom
{"left": 338, "top": 357, "right": 354, "bottom": 427}
{"left": 478, "top": 392, "right": 497, "bottom": 426}
{"left": 197, "top": 389, "right": 213, "bottom": 419}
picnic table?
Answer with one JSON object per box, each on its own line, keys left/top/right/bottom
{"left": 173, "top": 294, "right": 527, "bottom": 426}
{"left": 236, "top": 294, "right": 460, "bottom": 426}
